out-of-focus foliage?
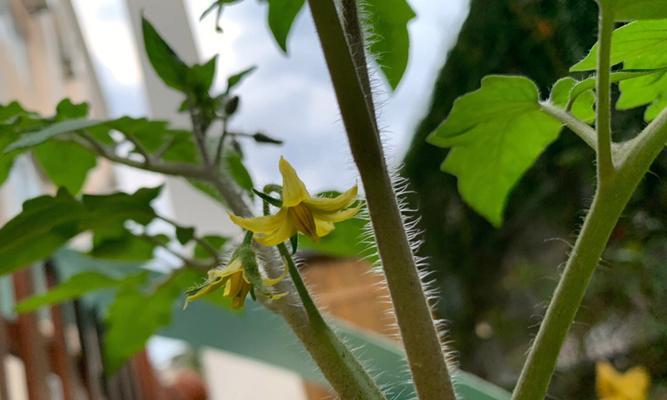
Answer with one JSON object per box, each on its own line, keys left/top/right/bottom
{"left": 404, "top": 0, "right": 667, "bottom": 397}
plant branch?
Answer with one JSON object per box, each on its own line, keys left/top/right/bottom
{"left": 595, "top": 1, "right": 616, "bottom": 181}
{"left": 123, "top": 133, "right": 152, "bottom": 163}
{"left": 185, "top": 96, "right": 384, "bottom": 399}
{"left": 188, "top": 105, "right": 212, "bottom": 167}
{"left": 540, "top": 102, "right": 598, "bottom": 151}
{"left": 77, "top": 133, "right": 212, "bottom": 179}
{"left": 213, "top": 118, "right": 229, "bottom": 167}
{"left": 308, "top": 1, "right": 457, "bottom": 399}
{"left": 276, "top": 243, "right": 386, "bottom": 400}
{"left": 513, "top": 38, "right": 667, "bottom": 400}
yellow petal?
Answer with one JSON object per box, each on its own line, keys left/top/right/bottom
{"left": 312, "top": 203, "right": 361, "bottom": 223}
{"left": 303, "top": 185, "right": 358, "bottom": 212}
{"left": 255, "top": 220, "right": 297, "bottom": 246}
{"left": 228, "top": 209, "right": 288, "bottom": 234}
{"left": 597, "top": 362, "right": 620, "bottom": 398}
{"left": 619, "top": 367, "right": 650, "bottom": 399}
{"left": 315, "top": 219, "right": 335, "bottom": 237}
{"left": 279, "top": 157, "right": 310, "bottom": 207}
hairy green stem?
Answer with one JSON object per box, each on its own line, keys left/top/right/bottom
{"left": 595, "top": 1, "right": 616, "bottom": 181}
{"left": 275, "top": 244, "right": 385, "bottom": 400}
{"left": 308, "top": 1, "right": 457, "bottom": 399}
{"left": 513, "top": 4, "right": 667, "bottom": 395}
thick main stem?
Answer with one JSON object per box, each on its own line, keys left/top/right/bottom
{"left": 308, "top": 1, "right": 456, "bottom": 399}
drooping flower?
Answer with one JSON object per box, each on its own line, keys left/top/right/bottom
{"left": 596, "top": 361, "right": 650, "bottom": 400}
{"left": 184, "top": 257, "right": 286, "bottom": 310}
{"left": 229, "top": 157, "right": 360, "bottom": 246}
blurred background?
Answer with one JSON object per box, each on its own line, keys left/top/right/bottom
{"left": 1, "top": 0, "right": 666, "bottom": 399}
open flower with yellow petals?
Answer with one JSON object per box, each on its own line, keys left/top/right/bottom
{"left": 596, "top": 361, "right": 650, "bottom": 400}
{"left": 184, "top": 258, "right": 286, "bottom": 310}
{"left": 229, "top": 157, "right": 361, "bottom": 246}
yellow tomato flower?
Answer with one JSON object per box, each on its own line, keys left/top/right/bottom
{"left": 596, "top": 361, "right": 650, "bottom": 400}
{"left": 229, "top": 157, "right": 361, "bottom": 246}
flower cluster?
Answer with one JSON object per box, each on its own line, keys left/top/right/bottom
{"left": 229, "top": 157, "right": 360, "bottom": 246}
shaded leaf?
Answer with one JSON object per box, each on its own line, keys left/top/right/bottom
{"left": 175, "top": 226, "right": 195, "bottom": 245}
{"left": 266, "top": 0, "right": 305, "bottom": 52}
{"left": 226, "top": 66, "right": 256, "bottom": 94}
{"left": 55, "top": 99, "right": 89, "bottom": 120}
{"left": 103, "top": 269, "right": 197, "bottom": 373}
{"left": 224, "top": 150, "right": 254, "bottom": 193}
{"left": 141, "top": 16, "right": 190, "bottom": 91}
{"left": 194, "top": 235, "right": 227, "bottom": 260}
{"left": 15, "top": 271, "right": 146, "bottom": 313}
{"left": 91, "top": 231, "right": 156, "bottom": 262}
{"left": 427, "top": 76, "right": 563, "bottom": 226}
{"left": 0, "top": 189, "right": 86, "bottom": 276}
{"left": 363, "top": 0, "right": 416, "bottom": 89}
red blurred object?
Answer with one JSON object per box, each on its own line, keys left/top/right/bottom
{"left": 166, "top": 369, "right": 208, "bottom": 400}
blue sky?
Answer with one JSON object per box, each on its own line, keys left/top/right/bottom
{"left": 73, "top": 0, "right": 467, "bottom": 193}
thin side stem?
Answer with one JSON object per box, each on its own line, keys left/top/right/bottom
{"left": 511, "top": 182, "right": 630, "bottom": 400}
{"left": 540, "top": 102, "right": 598, "bottom": 151}
{"left": 77, "top": 133, "right": 211, "bottom": 179}
{"left": 308, "top": 1, "right": 456, "bottom": 399}
{"left": 276, "top": 244, "right": 386, "bottom": 399}
{"left": 595, "top": 1, "right": 615, "bottom": 181}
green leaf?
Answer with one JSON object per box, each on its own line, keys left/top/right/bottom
{"left": 226, "top": 66, "right": 256, "bottom": 94}
{"left": 0, "top": 187, "right": 162, "bottom": 277}
{"left": 91, "top": 231, "right": 157, "bottom": 262}
{"left": 6, "top": 118, "right": 102, "bottom": 152}
{"left": 188, "top": 56, "right": 218, "bottom": 95}
{"left": 266, "top": 0, "right": 305, "bottom": 52}
{"left": 103, "top": 269, "right": 196, "bottom": 373}
{"left": 33, "top": 141, "right": 97, "bottom": 194}
{"left": 300, "top": 216, "right": 377, "bottom": 262}
{"left": 194, "top": 235, "right": 227, "bottom": 260}
{"left": 141, "top": 16, "right": 190, "bottom": 91}
{"left": 549, "top": 77, "right": 596, "bottom": 123}
{"left": 0, "top": 190, "right": 85, "bottom": 275}
{"left": 363, "top": 0, "right": 416, "bottom": 89}
{"left": 613, "top": 0, "right": 667, "bottom": 21}
{"left": 15, "top": 271, "right": 132, "bottom": 313}
{"left": 427, "top": 76, "right": 562, "bottom": 226}
{"left": 55, "top": 99, "right": 89, "bottom": 120}
{"left": 571, "top": 20, "right": 667, "bottom": 72}
{"left": 82, "top": 187, "right": 161, "bottom": 233}
{"left": 175, "top": 226, "right": 195, "bottom": 245}
{"left": 223, "top": 150, "right": 254, "bottom": 193}
{"left": 618, "top": 70, "right": 667, "bottom": 121}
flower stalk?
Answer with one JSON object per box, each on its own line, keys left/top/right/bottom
{"left": 308, "top": 1, "right": 457, "bottom": 399}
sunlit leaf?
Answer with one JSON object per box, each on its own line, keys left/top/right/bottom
{"left": 571, "top": 20, "right": 667, "bottom": 72}
{"left": 549, "top": 77, "right": 596, "bottom": 123}
{"left": 33, "top": 141, "right": 97, "bottom": 194}
{"left": 613, "top": 0, "right": 667, "bottom": 21}
{"left": 427, "top": 76, "right": 563, "bottom": 226}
